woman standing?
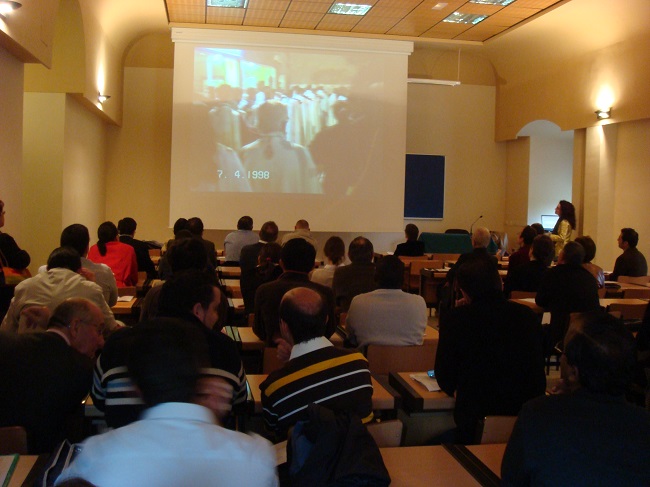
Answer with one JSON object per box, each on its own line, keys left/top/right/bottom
{"left": 88, "top": 221, "right": 138, "bottom": 287}
{"left": 550, "top": 200, "right": 576, "bottom": 257}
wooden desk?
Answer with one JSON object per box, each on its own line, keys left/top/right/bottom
{"left": 389, "top": 371, "right": 455, "bottom": 412}
{"left": 247, "top": 374, "right": 396, "bottom": 414}
{"left": 466, "top": 443, "right": 507, "bottom": 477}
{"left": 218, "top": 266, "right": 241, "bottom": 278}
{"left": 110, "top": 296, "right": 138, "bottom": 315}
{"left": 222, "top": 278, "right": 242, "bottom": 298}
{"left": 510, "top": 297, "right": 649, "bottom": 315}
{"left": 7, "top": 455, "right": 39, "bottom": 487}
{"left": 227, "top": 297, "right": 245, "bottom": 315}
{"left": 238, "top": 327, "right": 265, "bottom": 351}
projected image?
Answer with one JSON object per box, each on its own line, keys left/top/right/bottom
{"left": 189, "top": 47, "right": 383, "bottom": 195}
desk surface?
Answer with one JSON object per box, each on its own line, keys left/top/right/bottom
{"left": 110, "top": 297, "right": 138, "bottom": 315}
{"left": 389, "top": 371, "right": 455, "bottom": 411}
{"left": 466, "top": 443, "right": 507, "bottom": 477}
{"left": 218, "top": 266, "right": 241, "bottom": 278}
{"left": 7, "top": 455, "right": 38, "bottom": 487}
{"left": 511, "top": 297, "right": 649, "bottom": 314}
{"left": 247, "top": 374, "right": 395, "bottom": 414}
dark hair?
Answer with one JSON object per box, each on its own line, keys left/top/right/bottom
{"left": 561, "top": 241, "right": 585, "bottom": 266}
{"left": 574, "top": 236, "right": 597, "bottom": 263}
{"left": 97, "top": 221, "right": 118, "bottom": 256}
{"left": 237, "top": 216, "right": 253, "bottom": 231}
{"left": 348, "top": 236, "right": 374, "bottom": 263}
{"left": 564, "top": 311, "right": 635, "bottom": 395}
{"left": 323, "top": 236, "right": 345, "bottom": 266}
{"left": 173, "top": 218, "right": 189, "bottom": 236}
{"left": 456, "top": 258, "right": 502, "bottom": 301}
{"left": 375, "top": 255, "right": 403, "bottom": 289}
{"left": 279, "top": 288, "right": 328, "bottom": 343}
{"left": 531, "top": 235, "right": 555, "bottom": 267}
{"left": 60, "top": 224, "right": 90, "bottom": 256}
{"left": 405, "top": 224, "right": 419, "bottom": 241}
{"left": 620, "top": 228, "right": 639, "bottom": 248}
{"left": 187, "top": 217, "right": 204, "bottom": 236}
{"left": 531, "top": 223, "right": 545, "bottom": 235}
{"left": 257, "top": 242, "right": 282, "bottom": 279}
{"left": 158, "top": 270, "right": 216, "bottom": 320}
{"left": 520, "top": 225, "right": 537, "bottom": 246}
{"left": 259, "top": 221, "right": 279, "bottom": 242}
{"left": 47, "top": 247, "right": 82, "bottom": 272}
{"left": 118, "top": 217, "right": 137, "bottom": 235}
{"left": 127, "top": 318, "right": 209, "bottom": 407}
{"left": 167, "top": 238, "right": 209, "bottom": 274}
{"left": 281, "top": 238, "right": 316, "bottom": 273}
{"left": 557, "top": 200, "right": 576, "bottom": 229}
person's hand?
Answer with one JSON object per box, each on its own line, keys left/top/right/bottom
{"left": 78, "top": 267, "right": 96, "bottom": 282}
{"left": 19, "top": 306, "right": 51, "bottom": 332}
{"left": 274, "top": 337, "right": 293, "bottom": 363}
{"left": 454, "top": 296, "right": 470, "bottom": 307}
{"left": 194, "top": 377, "right": 233, "bottom": 423}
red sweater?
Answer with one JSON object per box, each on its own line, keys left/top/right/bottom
{"left": 88, "top": 241, "right": 138, "bottom": 287}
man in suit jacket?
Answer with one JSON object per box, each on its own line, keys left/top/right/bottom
{"left": 332, "top": 236, "right": 377, "bottom": 312}
{"left": 118, "top": 217, "right": 156, "bottom": 278}
{"left": 188, "top": 217, "right": 217, "bottom": 271}
{"left": 240, "top": 221, "right": 279, "bottom": 313}
{"left": 393, "top": 223, "right": 425, "bottom": 257}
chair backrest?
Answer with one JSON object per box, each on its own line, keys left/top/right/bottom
{"left": 0, "top": 425, "right": 28, "bottom": 454}
{"left": 607, "top": 302, "right": 648, "bottom": 321}
{"left": 509, "top": 291, "right": 537, "bottom": 299}
{"left": 366, "top": 419, "right": 403, "bottom": 447}
{"left": 597, "top": 287, "right": 607, "bottom": 298}
{"left": 407, "top": 260, "right": 443, "bottom": 292}
{"left": 445, "top": 229, "right": 469, "bottom": 234}
{"left": 117, "top": 286, "right": 137, "bottom": 297}
{"left": 366, "top": 343, "right": 437, "bottom": 376}
{"left": 263, "top": 347, "right": 285, "bottom": 374}
{"left": 617, "top": 275, "right": 650, "bottom": 285}
{"left": 623, "top": 288, "right": 650, "bottom": 299}
{"left": 477, "top": 415, "right": 518, "bottom": 444}
{"left": 148, "top": 248, "right": 162, "bottom": 258}
{"left": 431, "top": 253, "right": 462, "bottom": 263}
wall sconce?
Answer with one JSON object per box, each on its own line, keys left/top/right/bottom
{"left": 0, "top": 1, "right": 22, "bottom": 16}
{"left": 595, "top": 108, "right": 611, "bottom": 120}
{"left": 98, "top": 93, "right": 111, "bottom": 104}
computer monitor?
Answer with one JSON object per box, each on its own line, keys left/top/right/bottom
{"left": 541, "top": 214, "right": 559, "bottom": 232}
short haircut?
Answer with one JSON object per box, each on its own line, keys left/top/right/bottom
{"left": 561, "top": 241, "right": 585, "bottom": 266}
{"left": 531, "top": 223, "right": 545, "bottom": 235}
{"left": 60, "top": 224, "right": 90, "bottom": 256}
{"left": 173, "top": 218, "right": 189, "bottom": 236}
{"left": 279, "top": 288, "right": 328, "bottom": 343}
{"left": 375, "top": 255, "right": 403, "bottom": 289}
{"left": 97, "top": 221, "right": 118, "bottom": 256}
{"left": 348, "top": 236, "right": 374, "bottom": 263}
{"left": 574, "top": 236, "right": 597, "bottom": 263}
{"left": 48, "top": 298, "right": 96, "bottom": 330}
{"left": 259, "top": 221, "right": 279, "bottom": 242}
{"left": 47, "top": 247, "right": 82, "bottom": 272}
{"left": 127, "top": 318, "right": 209, "bottom": 407}
{"left": 257, "top": 101, "right": 288, "bottom": 134}
{"left": 237, "top": 216, "right": 253, "bottom": 231}
{"left": 520, "top": 225, "right": 537, "bottom": 246}
{"left": 472, "top": 227, "right": 491, "bottom": 248}
{"left": 167, "top": 237, "right": 209, "bottom": 273}
{"left": 456, "top": 258, "right": 502, "bottom": 301}
{"left": 187, "top": 217, "right": 204, "bottom": 236}
{"left": 405, "top": 224, "right": 419, "bottom": 241}
{"left": 118, "top": 217, "right": 137, "bottom": 235}
{"left": 531, "top": 235, "right": 555, "bottom": 267}
{"left": 281, "top": 237, "right": 316, "bottom": 273}
{"left": 620, "top": 228, "right": 639, "bottom": 248}
{"left": 295, "top": 219, "right": 309, "bottom": 229}
{"left": 564, "top": 311, "right": 635, "bottom": 395}
{"left": 158, "top": 270, "right": 216, "bottom": 320}
{"left": 323, "top": 236, "right": 345, "bottom": 266}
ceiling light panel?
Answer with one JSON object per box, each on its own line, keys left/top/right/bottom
{"left": 207, "top": 0, "right": 247, "bottom": 7}
{"left": 328, "top": 3, "right": 373, "bottom": 16}
{"left": 469, "top": 0, "right": 516, "bottom": 5}
{"left": 443, "top": 12, "right": 488, "bottom": 24}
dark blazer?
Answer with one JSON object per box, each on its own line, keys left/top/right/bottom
{"left": 435, "top": 296, "right": 546, "bottom": 444}
{"left": 446, "top": 248, "right": 498, "bottom": 287}
{"left": 119, "top": 235, "right": 156, "bottom": 278}
{"left": 505, "top": 245, "right": 531, "bottom": 278}
{"left": 504, "top": 259, "right": 548, "bottom": 297}
{"left": 394, "top": 240, "right": 425, "bottom": 257}
{"left": 197, "top": 237, "right": 218, "bottom": 270}
{"left": 0, "top": 231, "right": 30, "bottom": 269}
{"left": 254, "top": 272, "right": 336, "bottom": 345}
{"left": 240, "top": 242, "right": 263, "bottom": 275}
{"left": 612, "top": 247, "right": 648, "bottom": 281}
{"left": 332, "top": 262, "right": 377, "bottom": 312}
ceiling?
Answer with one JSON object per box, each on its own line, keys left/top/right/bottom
{"left": 163, "top": 0, "right": 568, "bottom": 43}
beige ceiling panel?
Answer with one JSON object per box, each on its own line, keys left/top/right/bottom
{"left": 455, "top": 23, "right": 508, "bottom": 41}
{"left": 244, "top": 17, "right": 282, "bottom": 27}
{"left": 388, "top": 19, "right": 436, "bottom": 36}
{"left": 453, "top": 3, "right": 500, "bottom": 15}
{"left": 244, "top": 9, "right": 285, "bottom": 20}
{"left": 422, "top": 22, "right": 470, "bottom": 37}
{"left": 352, "top": 17, "right": 398, "bottom": 33}
{"left": 366, "top": 6, "right": 418, "bottom": 18}
{"left": 497, "top": 6, "right": 540, "bottom": 19}
{"left": 168, "top": 5, "right": 206, "bottom": 23}
{"left": 280, "top": 18, "right": 320, "bottom": 29}
{"left": 206, "top": 7, "right": 245, "bottom": 23}
{"left": 317, "top": 14, "right": 362, "bottom": 29}
{"left": 247, "top": 0, "right": 290, "bottom": 10}
{"left": 287, "top": 1, "right": 332, "bottom": 14}
{"left": 282, "top": 11, "right": 323, "bottom": 22}
{"left": 167, "top": 0, "right": 204, "bottom": 6}
{"left": 513, "top": 0, "right": 561, "bottom": 8}
{"left": 487, "top": 8, "right": 539, "bottom": 25}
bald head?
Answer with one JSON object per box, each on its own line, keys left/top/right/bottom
{"left": 472, "top": 227, "right": 491, "bottom": 249}
{"left": 279, "top": 287, "right": 328, "bottom": 344}
{"left": 295, "top": 220, "right": 310, "bottom": 230}
{"left": 49, "top": 299, "right": 105, "bottom": 358}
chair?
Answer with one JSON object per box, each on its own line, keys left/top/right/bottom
{"left": 263, "top": 347, "right": 285, "bottom": 374}
{"left": 623, "top": 288, "right": 650, "bottom": 299}
{"left": 476, "top": 416, "right": 518, "bottom": 444}
{"left": 431, "top": 253, "right": 462, "bottom": 264}
{"left": 509, "top": 291, "right": 537, "bottom": 299}
{"left": 117, "top": 286, "right": 137, "bottom": 297}
{"left": 366, "top": 343, "right": 437, "bottom": 376}
{"left": 0, "top": 425, "right": 28, "bottom": 454}
{"left": 367, "top": 419, "right": 403, "bottom": 447}
{"left": 607, "top": 302, "right": 648, "bottom": 321}
{"left": 617, "top": 275, "right": 650, "bottom": 285}
{"left": 408, "top": 259, "right": 443, "bottom": 293}
{"left": 597, "top": 287, "right": 607, "bottom": 298}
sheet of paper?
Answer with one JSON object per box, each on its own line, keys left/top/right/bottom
{"left": 410, "top": 372, "right": 441, "bottom": 392}
{"left": 117, "top": 296, "right": 134, "bottom": 302}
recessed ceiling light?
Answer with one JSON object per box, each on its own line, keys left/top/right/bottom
{"left": 207, "top": 0, "right": 248, "bottom": 7}
{"left": 0, "top": 1, "right": 21, "bottom": 15}
{"left": 328, "top": 3, "right": 372, "bottom": 16}
{"left": 443, "top": 12, "right": 488, "bottom": 25}
{"left": 469, "top": 0, "right": 516, "bottom": 5}
{"left": 432, "top": 2, "right": 448, "bottom": 10}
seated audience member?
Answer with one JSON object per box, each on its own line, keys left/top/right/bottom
{"left": 0, "top": 198, "right": 30, "bottom": 270}
{"left": 163, "top": 217, "right": 189, "bottom": 253}
{"left": 435, "top": 259, "right": 546, "bottom": 444}
{"left": 157, "top": 228, "right": 195, "bottom": 280}
{"left": 611, "top": 227, "right": 648, "bottom": 281}
{"left": 1, "top": 247, "right": 120, "bottom": 333}
{"left": 187, "top": 216, "right": 217, "bottom": 270}
{"left": 58, "top": 319, "right": 277, "bottom": 487}
{"left": 241, "top": 242, "right": 282, "bottom": 314}
{"left": 0, "top": 299, "right": 104, "bottom": 453}
{"left": 346, "top": 255, "right": 427, "bottom": 348}
{"left": 260, "top": 288, "right": 373, "bottom": 434}
{"left": 504, "top": 234, "right": 554, "bottom": 297}
{"left": 88, "top": 221, "right": 138, "bottom": 287}
{"left": 506, "top": 225, "right": 536, "bottom": 277}
{"left": 310, "top": 236, "right": 345, "bottom": 288}
{"left": 575, "top": 235, "right": 605, "bottom": 288}
{"left": 501, "top": 311, "right": 650, "bottom": 486}
{"left": 530, "top": 223, "right": 545, "bottom": 236}
{"left": 223, "top": 215, "right": 258, "bottom": 264}
{"left": 332, "top": 236, "right": 377, "bottom": 312}
{"left": 92, "top": 270, "right": 246, "bottom": 429}
{"left": 240, "top": 220, "right": 279, "bottom": 279}
{"left": 393, "top": 223, "right": 425, "bottom": 257}
{"left": 117, "top": 217, "right": 156, "bottom": 279}
{"left": 254, "top": 238, "right": 335, "bottom": 345}
{"left": 536, "top": 241, "right": 600, "bottom": 349}
{"left": 281, "top": 219, "right": 317, "bottom": 248}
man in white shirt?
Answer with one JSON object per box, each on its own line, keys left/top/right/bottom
{"left": 281, "top": 219, "right": 317, "bottom": 248}
{"left": 224, "top": 216, "right": 258, "bottom": 264}
{"left": 346, "top": 255, "right": 427, "bottom": 348}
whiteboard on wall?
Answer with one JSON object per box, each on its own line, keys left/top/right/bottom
{"left": 404, "top": 154, "right": 445, "bottom": 219}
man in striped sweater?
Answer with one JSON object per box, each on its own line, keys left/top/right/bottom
{"left": 260, "top": 287, "right": 373, "bottom": 434}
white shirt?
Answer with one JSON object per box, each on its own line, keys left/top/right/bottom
{"left": 224, "top": 229, "right": 259, "bottom": 262}
{"left": 310, "top": 264, "right": 342, "bottom": 288}
{"left": 39, "top": 257, "right": 118, "bottom": 306}
{"left": 289, "top": 336, "right": 333, "bottom": 360}
{"left": 56, "top": 402, "right": 278, "bottom": 487}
